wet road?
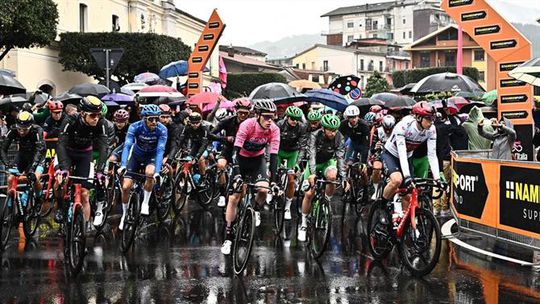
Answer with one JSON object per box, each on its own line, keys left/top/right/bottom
{"left": 0, "top": 200, "right": 539, "bottom": 303}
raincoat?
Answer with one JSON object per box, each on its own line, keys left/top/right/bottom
{"left": 462, "top": 106, "right": 493, "bottom": 150}
{"left": 478, "top": 117, "right": 516, "bottom": 160}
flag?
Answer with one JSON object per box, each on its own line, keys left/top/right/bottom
{"left": 219, "top": 55, "right": 227, "bottom": 89}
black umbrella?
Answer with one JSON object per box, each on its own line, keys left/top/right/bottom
{"left": 0, "top": 96, "right": 28, "bottom": 106}
{"left": 0, "top": 74, "right": 25, "bottom": 95}
{"left": 249, "top": 82, "right": 305, "bottom": 103}
{"left": 68, "top": 83, "right": 110, "bottom": 97}
{"left": 372, "top": 93, "right": 415, "bottom": 109}
{"left": 458, "top": 101, "right": 486, "bottom": 114}
{"left": 54, "top": 92, "right": 83, "bottom": 105}
{"left": 398, "top": 83, "right": 416, "bottom": 95}
{"left": 351, "top": 98, "right": 384, "bottom": 116}
{"left": 411, "top": 72, "right": 484, "bottom": 94}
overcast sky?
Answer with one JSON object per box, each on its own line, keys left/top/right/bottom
{"left": 174, "top": 0, "right": 540, "bottom": 45}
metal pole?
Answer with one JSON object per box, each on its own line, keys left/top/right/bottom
{"left": 105, "top": 49, "right": 110, "bottom": 90}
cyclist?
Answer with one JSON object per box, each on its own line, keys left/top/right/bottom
{"left": 118, "top": 104, "right": 167, "bottom": 229}
{"left": 381, "top": 101, "right": 441, "bottom": 222}
{"left": 340, "top": 105, "right": 370, "bottom": 164}
{"left": 55, "top": 96, "right": 108, "bottom": 223}
{"left": 298, "top": 114, "right": 348, "bottom": 242}
{"left": 1, "top": 111, "right": 46, "bottom": 199}
{"left": 211, "top": 97, "right": 252, "bottom": 207}
{"left": 306, "top": 109, "right": 322, "bottom": 133}
{"left": 176, "top": 112, "right": 212, "bottom": 184}
{"left": 42, "top": 100, "right": 65, "bottom": 139}
{"left": 108, "top": 109, "right": 130, "bottom": 164}
{"left": 160, "top": 104, "right": 183, "bottom": 177}
{"left": 276, "top": 106, "right": 308, "bottom": 220}
{"left": 370, "top": 114, "right": 396, "bottom": 200}
{"left": 221, "top": 99, "right": 280, "bottom": 255}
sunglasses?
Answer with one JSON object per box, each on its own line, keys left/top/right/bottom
{"left": 348, "top": 115, "right": 359, "bottom": 119}
{"left": 86, "top": 113, "right": 100, "bottom": 119}
{"left": 146, "top": 116, "right": 159, "bottom": 123}
{"left": 261, "top": 114, "right": 275, "bottom": 121}
{"left": 190, "top": 120, "right": 201, "bottom": 125}
{"left": 16, "top": 125, "right": 30, "bottom": 131}
{"left": 159, "top": 115, "right": 171, "bottom": 119}
{"left": 237, "top": 110, "right": 249, "bottom": 116}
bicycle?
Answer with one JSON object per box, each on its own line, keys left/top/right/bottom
{"left": 306, "top": 176, "right": 340, "bottom": 259}
{"left": 367, "top": 177, "right": 446, "bottom": 277}
{"left": 152, "top": 163, "right": 175, "bottom": 223}
{"left": 232, "top": 181, "right": 273, "bottom": 276}
{"left": 173, "top": 156, "right": 216, "bottom": 212}
{"left": 118, "top": 171, "right": 146, "bottom": 254}
{"left": 343, "top": 161, "right": 370, "bottom": 216}
{"left": 0, "top": 169, "right": 41, "bottom": 250}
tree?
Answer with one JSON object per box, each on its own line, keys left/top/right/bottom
{"left": 0, "top": 0, "right": 59, "bottom": 61}
{"left": 58, "top": 32, "right": 191, "bottom": 85}
{"left": 224, "top": 73, "right": 287, "bottom": 99}
{"left": 365, "top": 71, "right": 389, "bottom": 97}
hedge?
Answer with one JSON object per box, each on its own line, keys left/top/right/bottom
{"left": 392, "top": 67, "right": 480, "bottom": 88}
{"left": 224, "top": 73, "right": 286, "bottom": 99}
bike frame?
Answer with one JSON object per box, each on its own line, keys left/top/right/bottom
{"left": 395, "top": 187, "right": 419, "bottom": 238}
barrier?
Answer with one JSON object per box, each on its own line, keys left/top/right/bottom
{"left": 451, "top": 150, "right": 540, "bottom": 251}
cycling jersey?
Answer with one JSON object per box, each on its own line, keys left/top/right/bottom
{"left": 121, "top": 120, "right": 168, "bottom": 174}
{"left": 339, "top": 119, "right": 370, "bottom": 146}
{"left": 276, "top": 119, "right": 308, "bottom": 152}
{"left": 384, "top": 115, "right": 440, "bottom": 179}
{"left": 164, "top": 122, "right": 183, "bottom": 158}
{"left": 370, "top": 126, "right": 391, "bottom": 155}
{"left": 177, "top": 124, "right": 212, "bottom": 159}
{"left": 1, "top": 125, "right": 45, "bottom": 171}
{"left": 235, "top": 118, "right": 280, "bottom": 158}
{"left": 114, "top": 123, "right": 129, "bottom": 146}
{"left": 42, "top": 114, "right": 66, "bottom": 139}
{"left": 104, "top": 118, "right": 115, "bottom": 148}
{"left": 306, "top": 129, "right": 346, "bottom": 179}
{"left": 56, "top": 114, "right": 108, "bottom": 172}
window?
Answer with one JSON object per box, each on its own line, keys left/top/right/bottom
{"left": 478, "top": 71, "right": 485, "bottom": 82}
{"left": 302, "top": 63, "right": 306, "bottom": 70}
{"left": 405, "top": 62, "right": 409, "bottom": 69}
{"left": 360, "top": 59, "right": 364, "bottom": 71}
{"left": 366, "top": 19, "right": 372, "bottom": 30}
{"left": 388, "top": 33, "right": 394, "bottom": 40}
{"left": 373, "top": 20, "right": 378, "bottom": 30}
{"left": 420, "top": 52, "right": 430, "bottom": 68}
{"left": 409, "top": 31, "right": 412, "bottom": 39}
{"left": 347, "top": 35, "right": 354, "bottom": 43}
{"left": 379, "top": 61, "right": 383, "bottom": 72}
{"left": 445, "top": 50, "right": 456, "bottom": 66}
{"left": 373, "top": 34, "right": 378, "bottom": 38}
{"left": 347, "top": 22, "right": 354, "bottom": 28}
{"left": 474, "top": 50, "right": 485, "bottom": 61}
{"left": 393, "top": 61, "right": 396, "bottom": 70}
{"left": 403, "top": 32, "right": 406, "bottom": 39}
{"left": 386, "top": 17, "right": 392, "bottom": 27}
{"left": 112, "top": 15, "right": 120, "bottom": 32}
{"left": 403, "top": 18, "right": 406, "bottom": 24}
{"left": 312, "top": 75, "right": 320, "bottom": 83}
{"left": 79, "top": 4, "right": 88, "bottom": 32}
{"left": 438, "top": 29, "right": 458, "bottom": 41}
{"left": 368, "top": 60, "right": 374, "bottom": 71}
{"left": 323, "top": 60, "right": 329, "bottom": 72}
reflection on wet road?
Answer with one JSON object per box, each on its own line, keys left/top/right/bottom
{"left": 0, "top": 201, "right": 538, "bottom": 303}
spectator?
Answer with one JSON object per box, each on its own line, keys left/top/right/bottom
{"left": 478, "top": 117, "right": 516, "bottom": 160}
{"left": 462, "top": 106, "right": 493, "bottom": 150}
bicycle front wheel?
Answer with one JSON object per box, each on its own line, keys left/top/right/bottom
{"left": 197, "top": 170, "right": 217, "bottom": 208}
{"left": 120, "top": 190, "right": 140, "bottom": 253}
{"left": 309, "top": 200, "right": 331, "bottom": 259}
{"left": 173, "top": 173, "right": 189, "bottom": 217}
{"left": 367, "top": 200, "right": 393, "bottom": 260}
{"left": 233, "top": 206, "right": 256, "bottom": 275}
{"left": 273, "top": 197, "right": 285, "bottom": 236}
{"left": 68, "top": 206, "right": 86, "bottom": 277}
{"left": 156, "top": 176, "right": 173, "bottom": 222}
{"left": 23, "top": 191, "right": 40, "bottom": 239}
{"left": 398, "top": 208, "right": 442, "bottom": 277}
{"left": 0, "top": 194, "right": 14, "bottom": 251}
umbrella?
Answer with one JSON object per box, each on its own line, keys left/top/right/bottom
{"left": 0, "top": 96, "right": 28, "bottom": 106}
{"left": 101, "top": 93, "right": 134, "bottom": 105}
{"left": 54, "top": 92, "right": 83, "bottom": 104}
{"left": 159, "top": 60, "right": 188, "bottom": 79}
{"left": 136, "top": 85, "right": 183, "bottom": 98}
{"left": 249, "top": 82, "right": 306, "bottom": 103}
{"left": 203, "top": 100, "right": 235, "bottom": 112}
{"left": 482, "top": 90, "right": 497, "bottom": 105}
{"left": 328, "top": 75, "right": 363, "bottom": 101}
{"left": 398, "top": 83, "right": 416, "bottom": 95}
{"left": 121, "top": 83, "right": 147, "bottom": 95}
{"left": 134, "top": 72, "right": 161, "bottom": 84}
{"left": 372, "top": 92, "right": 415, "bottom": 109}
{"left": 454, "top": 91, "right": 484, "bottom": 100}
{"left": 68, "top": 83, "right": 110, "bottom": 97}
{"left": 187, "top": 92, "right": 223, "bottom": 105}
{"left": 156, "top": 96, "right": 186, "bottom": 105}
{"left": 104, "top": 100, "right": 119, "bottom": 107}
{"left": 351, "top": 97, "right": 385, "bottom": 116}
{"left": 431, "top": 100, "right": 458, "bottom": 115}
{"left": 411, "top": 72, "right": 484, "bottom": 94}
{"left": 304, "top": 89, "right": 348, "bottom": 112}
{"left": 98, "top": 79, "right": 121, "bottom": 93}
{"left": 0, "top": 69, "right": 16, "bottom": 77}
{"left": 448, "top": 96, "right": 470, "bottom": 110}
{"left": 509, "top": 57, "right": 540, "bottom": 87}
{"left": 458, "top": 101, "right": 486, "bottom": 114}
{"left": 0, "top": 74, "right": 25, "bottom": 95}
{"left": 288, "top": 79, "right": 321, "bottom": 91}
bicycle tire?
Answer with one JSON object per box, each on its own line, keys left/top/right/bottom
{"left": 367, "top": 200, "right": 393, "bottom": 260}
{"left": 120, "top": 190, "right": 140, "bottom": 253}
{"left": 197, "top": 170, "right": 216, "bottom": 208}
{"left": 94, "top": 187, "right": 110, "bottom": 232}
{"left": 398, "top": 208, "right": 442, "bottom": 277}
{"left": 309, "top": 200, "right": 331, "bottom": 259}
{"left": 273, "top": 196, "right": 285, "bottom": 236}
{"left": 39, "top": 176, "right": 54, "bottom": 218}
{"left": 156, "top": 176, "right": 173, "bottom": 222}
{"left": 0, "top": 194, "right": 14, "bottom": 251}
{"left": 68, "top": 206, "right": 86, "bottom": 277}
{"left": 233, "top": 206, "right": 256, "bottom": 275}
{"left": 173, "top": 173, "right": 189, "bottom": 217}
{"left": 23, "top": 190, "right": 40, "bottom": 239}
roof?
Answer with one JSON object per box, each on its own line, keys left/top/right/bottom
{"left": 293, "top": 44, "right": 386, "bottom": 59}
{"left": 219, "top": 45, "right": 267, "bottom": 57}
{"left": 220, "top": 51, "right": 280, "bottom": 71}
{"left": 321, "top": 1, "right": 396, "bottom": 17}
{"left": 404, "top": 24, "right": 458, "bottom": 51}
{"left": 174, "top": 8, "right": 206, "bottom": 25}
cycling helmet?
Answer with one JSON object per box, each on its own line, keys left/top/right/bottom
{"left": 320, "top": 114, "right": 341, "bottom": 130}
{"left": 343, "top": 105, "right": 360, "bottom": 118}
{"left": 48, "top": 100, "right": 63, "bottom": 112}
{"left": 21, "top": 103, "right": 32, "bottom": 112}
{"left": 285, "top": 106, "right": 303, "bottom": 119}
{"left": 234, "top": 97, "right": 252, "bottom": 110}
{"left": 307, "top": 110, "right": 322, "bottom": 122}
{"left": 253, "top": 99, "right": 277, "bottom": 113}
{"left": 140, "top": 104, "right": 161, "bottom": 117}
{"left": 80, "top": 96, "right": 103, "bottom": 113}
{"left": 215, "top": 108, "right": 231, "bottom": 121}
{"left": 364, "top": 112, "right": 376, "bottom": 124}
{"left": 412, "top": 101, "right": 435, "bottom": 118}
{"left": 158, "top": 104, "right": 171, "bottom": 114}
{"left": 188, "top": 112, "right": 202, "bottom": 123}
{"left": 16, "top": 111, "right": 34, "bottom": 128}
{"left": 369, "top": 105, "right": 383, "bottom": 113}
{"left": 374, "top": 112, "right": 384, "bottom": 125}
{"left": 113, "top": 109, "right": 129, "bottom": 122}
{"left": 382, "top": 115, "right": 396, "bottom": 130}
{"left": 101, "top": 103, "right": 108, "bottom": 117}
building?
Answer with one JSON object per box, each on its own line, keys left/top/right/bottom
{"left": 266, "top": 57, "right": 294, "bottom": 67}
{"left": 0, "top": 0, "right": 219, "bottom": 94}
{"left": 219, "top": 45, "right": 267, "bottom": 62}
{"left": 220, "top": 51, "right": 281, "bottom": 74}
{"left": 292, "top": 44, "right": 388, "bottom": 89}
{"left": 404, "top": 24, "right": 495, "bottom": 90}
{"left": 321, "top": 0, "right": 451, "bottom": 46}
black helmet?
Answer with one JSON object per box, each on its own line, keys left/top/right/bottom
{"left": 16, "top": 111, "right": 34, "bottom": 128}
{"left": 253, "top": 99, "right": 277, "bottom": 113}
{"left": 80, "top": 96, "right": 103, "bottom": 113}
{"left": 188, "top": 112, "right": 202, "bottom": 123}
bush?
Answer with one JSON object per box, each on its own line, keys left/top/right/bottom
{"left": 365, "top": 71, "right": 390, "bottom": 97}
{"left": 392, "top": 66, "right": 480, "bottom": 88}
{"left": 224, "top": 73, "right": 286, "bottom": 99}
{"left": 59, "top": 32, "right": 191, "bottom": 85}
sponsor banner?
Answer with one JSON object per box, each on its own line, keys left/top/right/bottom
{"left": 500, "top": 94, "right": 528, "bottom": 104}
{"left": 500, "top": 78, "right": 527, "bottom": 88}
{"left": 512, "top": 124, "right": 534, "bottom": 161}
{"left": 500, "top": 165, "right": 540, "bottom": 234}
{"left": 452, "top": 161, "right": 488, "bottom": 219}
{"left": 45, "top": 140, "right": 57, "bottom": 162}
{"left": 501, "top": 110, "right": 528, "bottom": 120}
{"left": 449, "top": 0, "right": 474, "bottom": 7}
{"left": 499, "top": 62, "right": 525, "bottom": 72}
{"left": 475, "top": 25, "right": 500, "bottom": 35}
{"left": 461, "top": 11, "right": 487, "bottom": 21}
{"left": 490, "top": 39, "right": 517, "bottom": 50}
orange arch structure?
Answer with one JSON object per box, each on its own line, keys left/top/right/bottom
{"left": 442, "top": 0, "right": 534, "bottom": 160}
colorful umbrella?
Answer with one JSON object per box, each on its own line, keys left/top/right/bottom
{"left": 249, "top": 82, "right": 305, "bottom": 103}
{"left": 121, "top": 82, "right": 148, "bottom": 95}
{"left": 187, "top": 92, "right": 223, "bottom": 105}
{"left": 431, "top": 100, "right": 459, "bottom": 115}
{"left": 482, "top": 90, "right": 497, "bottom": 105}
{"left": 159, "top": 60, "right": 188, "bottom": 79}
{"left": 288, "top": 79, "right": 321, "bottom": 91}
{"left": 101, "top": 93, "right": 134, "bottom": 105}
{"left": 134, "top": 72, "right": 161, "bottom": 84}
{"left": 203, "top": 99, "right": 234, "bottom": 112}
{"left": 304, "top": 89, "right": 348, "bottom": 112}
{"left": 509, "top": 57, "right": 540, "bottom": 87}
{"left": 448, "top": 96, "right": 470, "bottom": 110}
{"left": 328, "top": 75, "right": 363, "bottom": 101}
{"left": 136, "top": 85, "right": 183, "bottom": 98}
{"left": 68, "top": 83, "right": 110, "bottom": 97}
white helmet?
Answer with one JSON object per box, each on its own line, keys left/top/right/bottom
{"left": 382, "top": 115, "right": 396, "bottom": 130}
{"left": 216, "top": 108, "right": 231, "bottom": 121}
{"left": 343, "top": 105, "right": 360, "bottom": 118}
